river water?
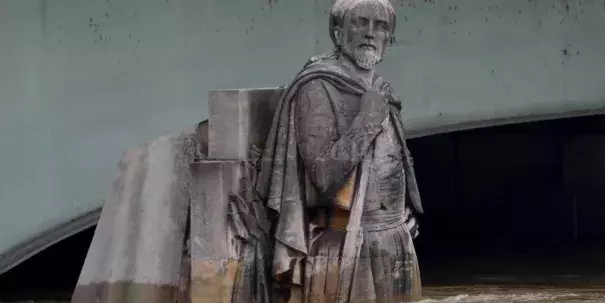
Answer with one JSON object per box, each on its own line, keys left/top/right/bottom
{"left": 4, "top": 285, "right": 605, "bottom": 302}
{"left": 416, "top": 247, "right": 605, "bottom": 302}
{"left": 420, "top": 285, "right": 605, "bottom": 302}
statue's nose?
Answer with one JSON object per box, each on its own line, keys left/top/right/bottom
{"left": 364, "top": 28, "right": 375, "bottom": 39}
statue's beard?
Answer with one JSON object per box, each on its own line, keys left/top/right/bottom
{"left": 343, "top": 47, "right": 383, "bottom": 70}
{"left": 354, "top": 48, "right": 381, "bottom": 70}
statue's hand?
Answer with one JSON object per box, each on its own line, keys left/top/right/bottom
{"left": 404, "top": 207, "right": 419, "bottom": 239}
{"left": 360, "top": 90, "right": 389, "bottom": 125}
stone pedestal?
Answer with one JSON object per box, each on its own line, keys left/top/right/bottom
{"left": 189, "top": 160, "right": 244, "bottom": 303}
{"left": 190, "top": 88, "right": 282, "bottom": 303}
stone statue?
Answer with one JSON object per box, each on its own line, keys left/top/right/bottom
{"left": 70, "top": 1, "right": 423, "bottom": 302}
{"left": 256, "top": 0, "right": 424, "bottom": 302}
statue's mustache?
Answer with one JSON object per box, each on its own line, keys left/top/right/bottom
{"left": 359, "top": 43, "right": 376, "bottom": 50}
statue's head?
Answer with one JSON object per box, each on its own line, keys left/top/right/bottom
{"left": 329, "top": 0, "right": 396, "bottom": 70}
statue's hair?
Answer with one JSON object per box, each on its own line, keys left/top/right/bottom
{"left": 305, "top": 0, "right": 396, "bottom": 66}
{"left": 329, "top": 0, "right": 397, "bottom": 47}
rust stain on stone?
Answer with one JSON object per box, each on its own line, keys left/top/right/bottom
{"left": 71, "top": 281, "right": 181, "bottom": 303}
{"left": 191, "top": 259, "right": 240, "bottom": 303}
{"left": 334, "top": 167, "right": 356, "bottom": 210}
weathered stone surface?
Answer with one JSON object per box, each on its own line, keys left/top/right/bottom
{"left": 189, "top": 161, "right": 243, "bottom": 261}
{"left": 70, "top": 281, "right": 181, "bottom": 303}
{"left": 196, "top": 120, "right": 209, "bottom": 160}
{"left": 189, "top": 160, "right": 272, "bottom": 303}
{"left": 208, "top": 88, "right": 284, "bottom": 160}
{"left": 190, "top": 259, "right": 240, "bottom": 303}
{"left": 71, "top": 126, "right": 198, "bottom": 303}
{"left": 189, "top": 160, "right": 243, "bottom": 303}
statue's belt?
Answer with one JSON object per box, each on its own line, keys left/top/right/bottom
{"left": 312, "top": 206, "right": 407, "bottom": 232}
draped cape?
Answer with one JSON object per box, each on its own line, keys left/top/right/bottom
{"left": 255, "top": 57, "right": 423, "bottom": 278}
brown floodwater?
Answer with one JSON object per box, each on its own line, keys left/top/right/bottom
{"left": 416, "top": 247, "right": 605, "bottom": 302}
{"left": 421, "top": 286, "right": 605, "bottom": 302}
{"left": 420, "top": 284, "right": 605, "bottom": 302}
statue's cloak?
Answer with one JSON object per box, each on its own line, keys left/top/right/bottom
{"left": 255, "top": 57, "right": 424, "bottom": 279}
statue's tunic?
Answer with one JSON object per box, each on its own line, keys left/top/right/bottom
{"left": 295, "top": 79, "right": 421, "bottom": 303}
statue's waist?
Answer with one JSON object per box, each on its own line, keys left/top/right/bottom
{"left": 310, "top": 203, "right": 405, "bottom": 231}
{"left": 364, "top": 163, "right": 406, "bottom": 210}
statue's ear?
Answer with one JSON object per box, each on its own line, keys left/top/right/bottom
{"left": 333, "top": 26, "right": 343, "bottom": 46}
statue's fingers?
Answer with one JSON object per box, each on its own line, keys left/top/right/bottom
{"left": 403, "top": 207, "right": 411, "bottom": 219}
{"left": 412, "top": 228, "right": 419, "bottom": 239}
{"left": 405, "top": 216, "right": 416, "bottom": 229}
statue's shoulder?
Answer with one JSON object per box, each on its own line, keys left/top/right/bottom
{"left": 295, "top": 77, "right": 337, "bottom": 99}
{"left": 294, "top": 58, "right": 347, "bottom": 91}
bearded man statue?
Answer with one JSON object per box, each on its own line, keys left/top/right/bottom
{"left": 256, "top": 0, "right": 425, "bottom": 302}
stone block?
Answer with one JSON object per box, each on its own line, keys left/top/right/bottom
{"left": 208, "top": 88, "right": 284, "bottom": 160}
{"left": 189, "top": 160, "right": 244, "bottom": 260}
{"left": 189, "top": 160, "right": 245, "bottom": 303}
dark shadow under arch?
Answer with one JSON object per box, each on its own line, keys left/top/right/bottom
{"left": 411, "top": 113, "right": 605, "bottom": 286}
{"left": 0, "top": 225, "right": 96, "bottom": 301}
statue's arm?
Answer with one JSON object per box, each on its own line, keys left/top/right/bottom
{"left": 294, "top": 80, "right": 383, "bottom": 200}
{"left": 387, "top": 87, "right": 422, "bottom": 235}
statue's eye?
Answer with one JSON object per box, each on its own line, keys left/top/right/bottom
{"left": 353, "top": 17, "right": 369, "bottom": 26}
{"left": 376, "top": 20, "right": 389, "bottom": 31}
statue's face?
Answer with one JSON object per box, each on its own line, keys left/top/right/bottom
{"left": 337, "top": 1, "right": 391, "bottom": 70}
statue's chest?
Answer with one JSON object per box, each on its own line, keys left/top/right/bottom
{"left": 332, "top": 92, "right": 362, "bottom": 133}
{"left": 365, "top": 116, "right": 406, "bottom": 210}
